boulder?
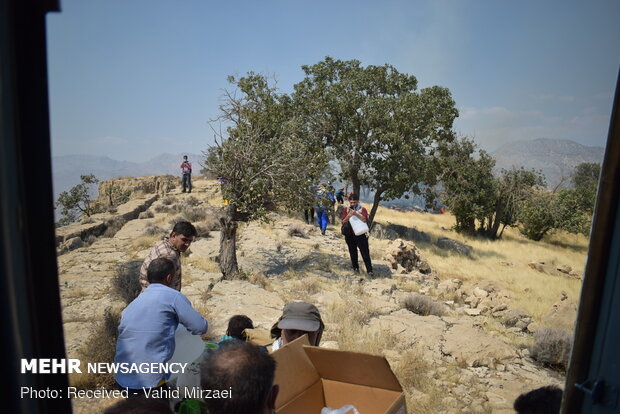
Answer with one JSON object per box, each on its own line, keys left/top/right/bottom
{"left": 372, "top": 222, "right": 431, "bottom": 243}
{"left": 58, "top": 237, "right": 84, "bottom": 254}
{"left": 383, "top": 239, "right": 432, "bottom": 274}
{"left": 501, "top": 309, "right": 530, "bottom": 328}
{"left": 435, "top": 237, "right": 473, "bottom": 256}
{"left": 541, "top": 297, "right": 578, "bottom": 331}
{"left": 442, "top": 319, "right": 518, "bottom": 368}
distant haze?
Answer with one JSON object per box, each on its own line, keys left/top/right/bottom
{"left": 491, "top": 138, "right": 604, "bottom": 189}
{"left": 52, "top": 140, "right": 605, "bottom": 209}
{"left": 51, "top": 153, "right": 203, "bottom": 198}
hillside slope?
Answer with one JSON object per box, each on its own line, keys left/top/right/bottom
{"left": 56, "top": 177, "right": 583, "bottom": 413}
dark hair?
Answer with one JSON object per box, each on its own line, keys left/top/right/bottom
{"left": 514, "top": 385, "right": 562, "bottom": 414}
{"left": 103, "top": 397, "right": 172, "bottom": 414}
{"left": 349, "top": 193, "right": 359, "bottom": 201}
{"left": 201, "top": 341, "right": 276, "bottom": 414}
{"left": 147, "top": 257, "right": 174, "bottom": 283}
{"left": 227, "top": 315, "right": 254, "bottom": 340}
{"left": 172, "top": 221, "right": 197, "bottom": 237}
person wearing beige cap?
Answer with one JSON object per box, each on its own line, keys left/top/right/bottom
{"left": 270, "top": 301, "right": 324, "bottom": 350}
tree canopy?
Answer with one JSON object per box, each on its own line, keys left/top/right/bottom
{"left": 204, "top": 74, "right": 327, "bottom": 278}
{"left": 55, "top": 174, "right": 99, "bottom": 225}
{"left": 293, "top": 57, "right": 458, "bottom": 225}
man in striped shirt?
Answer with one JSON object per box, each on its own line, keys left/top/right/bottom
{"left": 139, "top": 221, "right": 197, "bottom": 292}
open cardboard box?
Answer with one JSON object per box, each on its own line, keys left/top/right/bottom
{"left": 272, "top": 336, "right": 406, "bottom": 414}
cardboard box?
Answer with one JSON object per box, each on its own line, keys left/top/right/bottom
{"left": 272, "top": 336, "right": 406, "bottom": 414}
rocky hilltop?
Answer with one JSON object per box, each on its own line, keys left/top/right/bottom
{"left": 56, "top": 176, "right": 579, "bottom": 414}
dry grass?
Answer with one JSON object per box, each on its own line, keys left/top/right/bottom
{"left": 322, "top": 281, "right": 395, "bottom": 355}
{"left": 247, "top": 272, "right": 272, "bottom": 290}
{"left": 529, "top": 328, "right": 572, "bottom": 371}
{"left": 403, "top": 293, "right": 446, "bottom": 316}
{"left": 276, "top": 271, "right": 326, "bottom": 303}
{"left": 113, "top": 261, "right": 142, "bottom": 305}
{"left": 373, "top": 206, "right": 586, "bottom": 320}
{"left": 70, "top": 308, "right": 120, "bottom": 390}
{"left": 130, "top": 235, "right": 159, "bottom": 252}
{"left": 186, "top": 256, "right": 220, "bottom": 273}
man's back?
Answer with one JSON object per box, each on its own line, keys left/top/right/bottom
{"left": 115, "top": 284, "right": 207, "bottom": 388}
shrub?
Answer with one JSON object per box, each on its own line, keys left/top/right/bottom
{"left": 113, "top": 260, "right": 142, "bottom": 305}
{"left": 168, "top": 215, "right": 185, "bottom": 226}
{"left": 403, "top": 293, "right": 445, "bottom": 317}
{"left": 182, "top": 207, "right": 207, "bottom": 222}
{"left": 84, "top": 234, "right": 98, "bottom": 246}
{"left": 71, "top": 307, "right": 120, "bottom": 389}
{"left": 529, "top": 328, "right": 572, "bottom": 371}
{"left": 161, "top": 196, "right": 175, "bottom": 205}
{"left": 287, "top": 225, "right": 307, "bottom": 238}
{"left": 154, "top": 205, "right": 171, "bottom": 213}
{"left": 195, "top": 224, "right": 210, "bottom": 238}
{"left": 183, "top": 196, "right": 200, "bottom": 206}
{"left": 139, "top": 210, "right": 154, "bottom": 219}
{"left": 102, "top": 217, "right": 127, "bottom": 238}
{"left": 143, "top": 224, "right": 166, "bottom": 237}
{"left": 81, "top": 216, "right": 95, "bottom": 224}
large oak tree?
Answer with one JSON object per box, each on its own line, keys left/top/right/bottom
{"left": 293, "top": 57, "right": 458, "bottom": 225}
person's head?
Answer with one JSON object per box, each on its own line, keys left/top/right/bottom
{"left": 170, "top": 221, "right": 197, "bottom": 252}
{"left": 103, "top": 397, "right": 172, "bottom": 414}
{"left": 271, "top": 301, "right": 324, "bottom": 346}
{"left": 226, "top": 315, "right": 254, "bottom": 340}
{"left": 147, "top": 257, "right": 175, "bottom": 285}
{"left": 201, "top": 341, "right": 278, "bottom": 414}
{"left": 514, "top": 385, "right": 562, "bottom": 414}
{"left": 348, "top": 193, "right": 359, "bottom": 208}
{"left": 183, "top": 155, "right": 188, "bottom": 161}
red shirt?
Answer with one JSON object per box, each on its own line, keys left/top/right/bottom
{"left": 341, "top": 205, "right": 368, "bottom": 222}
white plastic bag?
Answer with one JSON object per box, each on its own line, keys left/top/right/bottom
{"left": 349, "top": 215, "right": 369, "bottom": 235}
{"left": 321, "top": 405, "right": 360, "bottom": 414}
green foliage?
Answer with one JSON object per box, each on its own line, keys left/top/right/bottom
{"left": 439, "top": 139, "right": 547, "bottom": 239}
{"left": 555, "top": 188, "right": 592, "bottom": 236}
{"left": 205, "top": 73, "right": 328, "bottom": 222}
{"left": 438, "top": 138, "right": 497, "bottom": 233}
{"left": 55, "top": 174, "right": 99, "bottom": 225}
{"left": 102, "top": 181, "right": 131, "bottom": 208}
{"left": 293, "top": 57, "right": 458, "bottom": 224}
{"left": 519, "top": 191, "right": 557, "bottom": 241}
{"left": 571, "top": 162, "right": 600, "bottom": 215}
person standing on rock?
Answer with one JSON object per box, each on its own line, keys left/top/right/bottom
{"left": 181, "top": 155, "right": 192, "bottom": 193}
{"left": 341, "top": 193, "right": 373, "bottom": 275}
{"left": 139, "top": 221, "right": 197, "bottom": 292}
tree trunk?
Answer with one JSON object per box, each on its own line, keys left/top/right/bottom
{"left": 219, "top": 205, "right": 238, "bottom": 280}
{"left": 351, "top": 171, "right": 361, "bottom": 199}
{"left": 498, "top": 223, "right": 507, "bottom": 239}
{"left": 368, "top": 189, "right": 384, "bottom": 230}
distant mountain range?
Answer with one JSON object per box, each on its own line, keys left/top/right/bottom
{"left": 491, "top": 138, "right": 605, "bottom": 188}
{"left": 51, "top": 139, "right": 604, "bottom": 201}
{"left": 51, "top": 153, "right": 203, "bottom": 198}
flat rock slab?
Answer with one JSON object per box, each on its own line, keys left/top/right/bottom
{"left": 442, "top": 320, "right": 518, "bottom": 368}
{"left": 368, "top": 309, "right": 447, "bottom": 360}
{"left": 206, "top": 280, "right": 284, "bottom": 336}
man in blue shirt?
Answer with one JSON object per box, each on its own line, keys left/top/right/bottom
{"left": 114, "top": 257, "right": 208, "bottom": 396}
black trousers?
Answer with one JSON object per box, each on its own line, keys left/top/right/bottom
{"left": 345, "top": 233, "right": 373, "bottom": 273}
{"left": 304, "top": 208, "right": 315, "bottom": 223}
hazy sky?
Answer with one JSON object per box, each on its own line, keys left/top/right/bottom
{"left": 47, "top": 0, "right": 620, "bottom": 162}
